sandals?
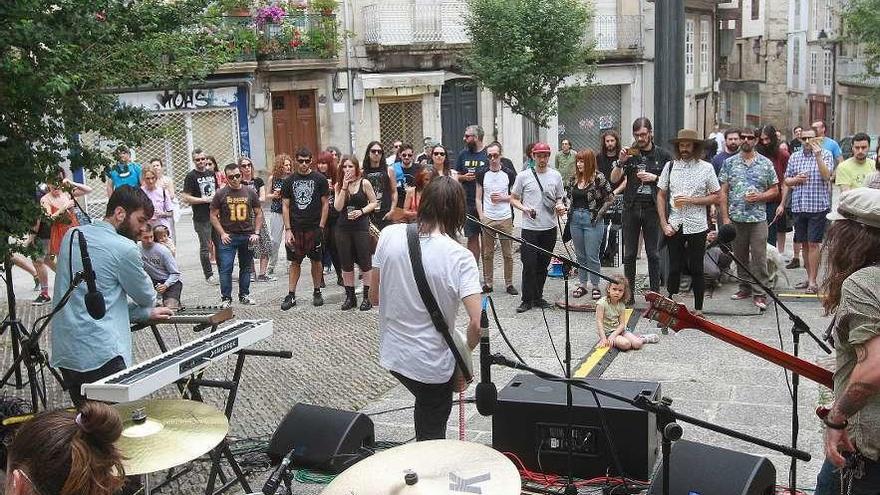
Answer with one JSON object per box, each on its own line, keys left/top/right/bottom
{"left": 794, "top": 281, "right": 810, "bottom": 289}
{"left": 592, "top": 288, "right": 602, "bottom": 300}
{"left": 805, "top": 285, "right": 819, "bottom": 295}
{"left": 572, "top": 286, "right": 588, "bottom": 298}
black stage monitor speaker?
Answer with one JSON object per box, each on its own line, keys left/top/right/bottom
{"left": 648, "top": 440, "right": 776, "bottom": 495}
{"left": 492, "top": 373, "right": 661, "bottom": 480}
{"left": 268, "top": 403, "right": 375, "bottom": 474}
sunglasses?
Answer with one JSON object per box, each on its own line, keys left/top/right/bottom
{"left": 741, "top": 135, "right": 757, "bottom": 141}
{"left": 487, "top": 153, "right": 500, "bottom": 158}
{"left": 370, "top": 149, "right": 383, "bottom": 154}
{"left": 400, "top": 153, "right": 413, "bottom": 158}
{"left": 433, "top": 151, "right": 446, "bottom": 156}
{"left": 227, "top": 173, "right": 242, "bottom": 180}
{"left": 297, "top": 158, "right": 311, "bottom": 164}
{"left": 240, "top": 163, "right": 252, "bottom": 168}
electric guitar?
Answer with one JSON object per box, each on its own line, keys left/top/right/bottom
{"left": 642, "top": 291, "right": 833, "bottom": 389}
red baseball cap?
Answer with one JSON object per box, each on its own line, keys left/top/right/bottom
{"left": 532, "top": 142, "right": 551, "bottom": 154}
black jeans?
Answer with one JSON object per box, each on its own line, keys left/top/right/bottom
{"left": 520, "top": 228, "right": 558, "bottom": 304}
{"left": 622, "top": 201, "right": 662, "bottom": 301}
{"left": 60, "top": 355, "right": 126, "bottom": 407}
{"left": 193, "top": 219, "right": 216, "bottom": 279}
{"left": 666, "top": 230, "right": 708, "bottom": 310}
{"left": 391, "top": 371, "right": 454, "bottom": 441}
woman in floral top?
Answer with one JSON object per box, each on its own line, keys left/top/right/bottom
{"left": 567, "top": 149, "right": 613, "bottom": 299}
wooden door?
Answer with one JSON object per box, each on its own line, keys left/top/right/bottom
{"left": 441, "top": 78, "right": 478, "bottom": 164}
{"left": 272, "top": 90, "right": 319, "bottom": 157}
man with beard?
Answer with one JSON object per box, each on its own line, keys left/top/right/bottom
{"left": 756, "top": 125, "right": 791, "bottom": 250}
{"left": 657, "top": 129, "right": 720, "bottom": 316}
{"left": 610, "top": 118, "right": 674, "bottom": 305}
{"left": 181, "top": 148, "right": 220, "bottom": 284}
{"left": 719, "top": 128, "right": 778, "bottom": 310}
{"left": 456, "top": 125, "right": 490, "bottom": 261}
{"left": 711, "top": 128, "right": 741, "bottom": 175}
{"left": 596, "top": 130, "right": 627, "bottom": 266}
{"left": 554, "top": 138, "right": 576, "bottom": 184}
{"left": 50, "top": 185, "right": 173, "bottom": 406}
{"left": 836, "top": 133, "right": 876, "bottom": 192}
{"left": 597, "top": 130, "right": 623, "bottom": 186}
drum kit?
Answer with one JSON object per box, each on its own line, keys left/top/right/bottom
{"left": 114, "top": 400, "right": 522, "bottom": 495}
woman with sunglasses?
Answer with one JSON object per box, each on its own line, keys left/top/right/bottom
{"left": 362, "top": 141, "right": 397, "bottom": 230}
{"left": 428, "top": 144, "right": 457, "bottom": 179}
{"left": 238, "top": 156, "right": 275, "bottom": 282}
{"left": 334, "top": 156, "right": 378, "bottom": 310}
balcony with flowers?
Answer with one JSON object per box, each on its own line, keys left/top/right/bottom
{"left": 211, "top": 0, "right": 342, "bottom": 72}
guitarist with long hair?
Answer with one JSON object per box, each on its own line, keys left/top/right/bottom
{"left": 815, "top": 188, "right": 880, "bottom": 494}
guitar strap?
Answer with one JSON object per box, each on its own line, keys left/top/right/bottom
{"left": 406, "top": 223, "right": 473, "bottom": 382}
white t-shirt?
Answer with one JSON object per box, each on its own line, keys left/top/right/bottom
{"left": 479, "top": 167, "right": 515, "bottom": 220}
{"left": 373, "top": 224, "right": 481, "bottom": 384}
{"left": 512, "top": 166, "right": 565, "bottom": 231}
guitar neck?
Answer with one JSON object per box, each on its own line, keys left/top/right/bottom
{"left": 680, "top": 313, "right": 833, "bottom": 389}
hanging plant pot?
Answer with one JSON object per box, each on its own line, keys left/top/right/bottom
{"left": 320, "top": 7, "right": 333, "bottom": 16}
{"left": 228, "top": 7, "right": 250, "bottom": 17}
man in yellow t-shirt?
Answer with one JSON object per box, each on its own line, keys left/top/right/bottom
{"left": 836, "top": 133, "right": 876, "bottom": 191}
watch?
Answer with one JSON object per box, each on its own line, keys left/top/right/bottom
{"left": 823, "top": 415, "right": 848, "bottom": 430}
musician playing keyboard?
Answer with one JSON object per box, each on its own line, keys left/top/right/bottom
{"left": 50, "top": 186, "right": 172, "bottom": 407}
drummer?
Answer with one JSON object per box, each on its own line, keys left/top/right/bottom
{"left": 371, "top": 176, "right": 482, "bottom": 440}
{"left": 50, "top": 186, "right": 173, "bottom": 407}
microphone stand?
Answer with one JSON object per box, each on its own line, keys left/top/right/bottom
{"left": 467, "top": 215, "right": 618, "bottom": 494}
{"left": 490, "top": 353, "right": 812, "bottom": 495}
{"left": 715, "top": 239, "right": 831, "bottom": 495}
{"left": 0, "top": 272, "right": 80, "bottom": 412}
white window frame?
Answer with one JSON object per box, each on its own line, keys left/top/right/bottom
{"left": 792, "top": 38, "right": 801, "bottom": 84}
{"left": 794, "top": 0, "right": 801, "bottom": 30}
{"left": 825, "top": 0, "right": 833, "bottom": 31}
{"left": 700, "top": 19, "right": 710, "bottom": 87}
{"left": 813, "top": 0, "right": 820, "bottom": 33}
{"left": 810, "top": 51, "right": 818, "bottom": 86}
{"left": 685, "top": 19, "right": 695, "bottom": 90}
{"left": 824, "top": 50, "right": 833, "bottom": 89}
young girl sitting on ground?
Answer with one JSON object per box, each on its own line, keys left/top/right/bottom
{"left": 595, "top": 275, "right": 658, "bottom": 350}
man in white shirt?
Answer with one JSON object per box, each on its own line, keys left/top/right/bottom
{"left": 370, "top": 176, "right": 482, "bottom": 441}
{"left": 476, "top": 143, "right": 518, "bottom": 295}
{"left": 510, "top": 142, "right": 567, "bottom": 313}
{"left": 657, "top": 129, "right": 720, "bottom": 316}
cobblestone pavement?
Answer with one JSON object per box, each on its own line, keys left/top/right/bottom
{"left": 1, "top": 214, "right": 833, "bottom": 494}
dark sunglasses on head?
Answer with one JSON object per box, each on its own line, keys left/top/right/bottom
{"left": 433, "top": 151, "right": 446, "bottom": 156}
{"left": 370, "top": 148, "right": 383, "bottom": 154}
{"left": 297, "top": 158, "right": 311, "bottom": 164}
{"left": 227, "top": 173, "right": 242, "bottom": 180}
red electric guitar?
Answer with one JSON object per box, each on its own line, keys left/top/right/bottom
{"left": 643, "top": 291, "right": 833, "bottom": 390}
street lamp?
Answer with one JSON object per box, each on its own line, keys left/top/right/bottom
{"left": 817, "top": 29, "right": 838, "bottom": 138}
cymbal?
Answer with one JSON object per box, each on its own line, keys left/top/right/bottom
{"left": 320, "top": 439, "right": 521, "bottom": 495}
{"left": 113, "top": 399, "right": 229, "bottom": 475}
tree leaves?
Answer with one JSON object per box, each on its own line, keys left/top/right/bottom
{"left": 460, "top": 0, "right": 597, "bottom": 127}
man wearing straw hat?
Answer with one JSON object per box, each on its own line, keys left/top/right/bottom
{"left": 657, "top": 129, "right": 720, "bottom": 316}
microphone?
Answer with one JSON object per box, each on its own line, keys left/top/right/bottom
{"left": 475, "top": 297, "right": 496, "bottom": 416}
{"left": 707, "top": 223, "right": 736, "bottom": 250}
{"left": 77, "top": 230, "right": 106, "bottom": 320}
{"left": 262, "top": 447, "right": 296, "bottom": 495}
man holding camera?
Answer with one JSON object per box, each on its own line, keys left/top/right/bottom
{"left": 510, "top": 142, "right": 567, "bottom": 313}
{"left": 610, "top": 118, "right": 674, "bottom": 306}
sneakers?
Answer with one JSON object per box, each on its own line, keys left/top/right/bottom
{"left": 753, "top": 295, "right": 768, "bottom": 310}
{"left": 239, "top": 295, "right": 257, "bottom": 305}
{"left": 534, "top": 299, "right": 553, "bottom": 310}
{"left": 482, "top": 285, "right": 494, "bottom": 294}
{"left": 359, "top": 297, "right": 372, "bottom": 311}
{"left": 785, "top": 258, "right": 801, "bottom": 269}
{"left": 506, "top": 285, "right": 519, "bottom": 296}
{"left": 516, "top": 301, "right": 533, "bottom": 313}
{"left": 219, "top": 297, "right": 232, "bottom": 308}
{"left": 312, "top": 290, "right": 324, "bottom": 307}
{"left": 730, "top": 290, "right": 752, "bottom": 300}
{"left": 206, "top": 275, "right": 220, "bottom": 286}
{"left": 32, "top": 293, "right": 51, "bottom": 306}
{"left": 256, "top": 274, "right": 277, "bottom": 283}
{"left": 641, "top": 333, "right": 660, "bottom": 344}
{"left": 281, "top": 293, "right": 296, "bottom": 311}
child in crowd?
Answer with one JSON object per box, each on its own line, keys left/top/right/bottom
{"left": 140, "top": 226, "right": 182, "bottom": 309}
{"left": 595, "top": 275, "right": 658, "bottom": 350}
{"left": 153, "top": 224, "right": 176, "bottom": 256}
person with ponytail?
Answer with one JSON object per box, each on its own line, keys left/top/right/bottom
{"left": 5, "top": 401, "right": 125, "bottom": 495}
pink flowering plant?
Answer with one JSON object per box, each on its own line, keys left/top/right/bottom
{"left": 254, "top": 4, "right": 285, "bottom": 26}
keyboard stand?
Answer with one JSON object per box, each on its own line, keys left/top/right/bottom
{"left": 178, "top": 348, "right": 293, "bottom": 495}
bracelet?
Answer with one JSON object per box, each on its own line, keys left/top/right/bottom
{"left": 823, "top": 415, "right": 848, "bottom": 430}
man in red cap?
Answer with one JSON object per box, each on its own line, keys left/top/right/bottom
{"left": 510, "top": 141, "right": 567, "bottom": 313}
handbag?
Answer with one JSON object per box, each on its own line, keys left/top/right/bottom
{"left": 406, "top": 223, "right": 473, "bottom": 392}
{"left": 530, "top": 167, "right": 559, "bottom": 211}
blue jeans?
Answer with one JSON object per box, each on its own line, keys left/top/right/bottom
{"left": 218, "top": 233, "right": 254, "bottom": 299}
{"left": 569, "top": 208, "right": 604, "bottom": 286}
{"left": 816, "top": 457, "right": 880, "bottom": 495}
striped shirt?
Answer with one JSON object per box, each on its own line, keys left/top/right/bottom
{"left": 785, "top": 149, "right": 834, "bottom": 213}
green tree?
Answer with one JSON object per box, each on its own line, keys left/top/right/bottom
{"left": 461, "top": 0, "right": 597, "bottom": 128}
{"left": 842, "top": 0, "right": 880, "bottom": 76}
{"left": 1, "top": 0, "right": 232, "bottom": 259}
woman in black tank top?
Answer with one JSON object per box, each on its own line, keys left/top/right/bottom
{"left": 361, "top": 141, "right": 397, "bottom": 229}
{"left": 334, "top": 156, "right": 378, "bottom": 310}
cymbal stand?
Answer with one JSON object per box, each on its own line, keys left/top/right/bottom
{"left": 180, "top": 348, "right": 293, "bottom": 495}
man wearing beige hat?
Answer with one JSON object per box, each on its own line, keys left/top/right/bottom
{"left": 815, "top": 187, "right": 880, "bottom": 495}
{"left": 657, "top": 129, "right": 720, "bottom": 316}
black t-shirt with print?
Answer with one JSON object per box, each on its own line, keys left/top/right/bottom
{"left": 282, "top": 171, "right": 329, "bottom": 230}
{"left": 183, "top": 169, "right": 218, "bottom": 222}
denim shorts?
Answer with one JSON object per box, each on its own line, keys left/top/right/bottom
{"left": 793, "top": 210, "right": 829, "bottom": 243}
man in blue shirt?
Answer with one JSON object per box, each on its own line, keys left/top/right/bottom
{"left": 811, "top": 120, "right": 843, "bottom": 166}
{"left": 455, "top": 125, "right": 489, "bottom": 262}
{"left": 105, "top": 145, "right": 143, "bottom": 196}
{"left": 50, "top": 186, "right": 172, "bottom": 406}
{"left": 711, "top": 128, "right": 741, "bottom": 175}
